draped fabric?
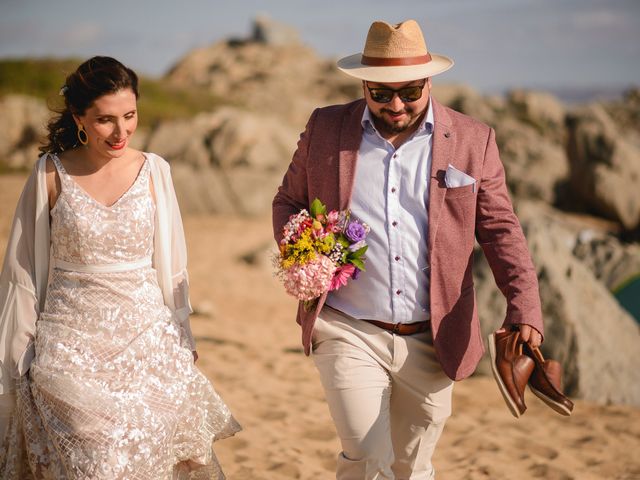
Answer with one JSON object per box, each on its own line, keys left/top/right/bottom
{"left": 0, "top": 153, "right": 239, "bottom": 478}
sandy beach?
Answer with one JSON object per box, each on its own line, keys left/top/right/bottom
{"left": 1, "top": 174, "right": 639, "bottom": 479}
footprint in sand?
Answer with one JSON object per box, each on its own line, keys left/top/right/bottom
{"left": 452, "top": 436, "right": 500, "bottom": 452}
{"left": 303, "top": 426, "right": 336, "bottom": 441}
{"left": 527, "top": 441, "right": 559, "bottom": 460}
{"left": 268, "top": 462, "right": 301, "bottom": 478}
{"left": 572, "top": 434, "right": 597, "bottom": 447}
{"left": 227, "top": 437, "right": 249, "bottom": 451}
{"left": 529, "top": 462, "right": 574, "bottom": 480}
{"left": 259, "top": 409, "right": 288, "bottom": 421}
{"left": 315, "top": 448, "right": 337, "bottom": 472}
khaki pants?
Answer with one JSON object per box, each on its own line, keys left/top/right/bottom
{"left": 312, "top": 307, "right": 454, "bottom": 480}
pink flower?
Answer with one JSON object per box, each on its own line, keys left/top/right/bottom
{"left": 329, "top": 264, "right": 356, "bottom": 291}
{"left": 327, "top": 211, "right": 340, "bottom": 223}
{"left": 282, "top": 255, "right": 336, "bottom": 301}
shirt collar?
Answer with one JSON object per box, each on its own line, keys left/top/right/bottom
{"left": 361, "top": 96, "right": 434, "bottom": 137}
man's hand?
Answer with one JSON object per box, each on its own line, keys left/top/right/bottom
{"left": 518, "top": 324, "right": 542, "bottom": 348}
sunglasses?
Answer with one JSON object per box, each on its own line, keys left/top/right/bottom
{"left": 366, "top": 81, "right": 427, "bottom": 104}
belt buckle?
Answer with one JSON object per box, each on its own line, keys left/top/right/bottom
{"left": 392, "top": 323, "right": 401, "bottom": 334}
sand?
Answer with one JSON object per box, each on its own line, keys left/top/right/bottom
{"left": 1, "top": 174, "right": 639, "bottom": 479}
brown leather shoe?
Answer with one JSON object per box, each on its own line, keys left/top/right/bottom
{"left": 488, "top": 329, "right": 535, "bottom": 418}
{"left": 524, "top": 344, "right": 574, "bottom": 416}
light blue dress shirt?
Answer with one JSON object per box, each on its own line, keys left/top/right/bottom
{"left": 325, "top": 99, "right": 434, "bottom": 324}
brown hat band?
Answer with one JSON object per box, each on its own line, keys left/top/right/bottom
{"left": 361, "top": 53, "right": 432, "bottom": 66}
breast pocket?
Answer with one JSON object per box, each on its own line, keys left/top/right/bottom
{"left": 444, "top": 183, "right": 476, "bottom": 199}
{"left": 441, "top": 185, "right": 477, "bottom": 257}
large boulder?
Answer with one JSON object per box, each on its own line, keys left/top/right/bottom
{"left": 493, "top": 117, "right": 569, "bottom": 203}
{"left": 506, "top": 89, "right": 566, "bottom": 143}
{"left": 437, "top": 84, "right": 501, "bottom": 126}
{"left": 251, "top": 15, "right": 301, "bottom": 46}
{"left": 0, "top": 95, "right": 49, "bottom": 170}
{"left": 165, "top": 20, "right": 360, "bottom": 129}
{"left": 475, "top": 202, "right": 640, "bottom": 406}
{"left": 567, "top": 104, "right": 640, "bottom": 230}
{"left": 144, "top": 107, "right": 298, "bottom": 215}
{"left": 573, "top": 231, "right": 640, "bottom": 292}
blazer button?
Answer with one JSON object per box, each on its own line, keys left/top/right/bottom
{"left": 392, "top": 221, "right": 398, "bottom": 227}
{"left": 396, "top": 289, "right": 402, "bottom": 295}
{"left": 395, "top": 256, "right": 400, "bottom": 261}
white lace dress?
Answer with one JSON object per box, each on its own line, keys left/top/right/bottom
{"left": 0, "top": 155, "right": 240, "bottom": 479}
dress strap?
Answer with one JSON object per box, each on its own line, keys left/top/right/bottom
{"left": 50, "top": 154, "right": 72, "bottom": 190}
{"left": 136, "top": 156, "right": 151, "bottom": 191}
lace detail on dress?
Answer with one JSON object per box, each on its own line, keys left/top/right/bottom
{"left": 50, "top": 154, "right": 155, "bottom": 265}
{"left": 0, "top": 154, "right": 240, "bottom": 479}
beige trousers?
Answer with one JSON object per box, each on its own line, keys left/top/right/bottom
{"left": 312, "top": 307, "right": 454, "bottom": 480}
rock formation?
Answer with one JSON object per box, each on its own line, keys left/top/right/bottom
{"left": 567, "top": 102, "right": 640, "bottom": 230}
{"left": 1, "top": 19, "right": 639, "bottom": 406}
{"left": 0, "top": 95, "right": 49, "bottom": 170}
{"left": 476, "top": 202, "right": 640, "bottom": 406}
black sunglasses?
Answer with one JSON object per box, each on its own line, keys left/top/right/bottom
{"left": 366, "top": 80, "right": 427, "bottom": 104}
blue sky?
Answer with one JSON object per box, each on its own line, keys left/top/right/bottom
{"left": 1, "top": 0, "right": 638, "bottom": 92}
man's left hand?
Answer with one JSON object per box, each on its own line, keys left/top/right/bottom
{"left": 518, "top": 324, "right": 542, "bottom": 348}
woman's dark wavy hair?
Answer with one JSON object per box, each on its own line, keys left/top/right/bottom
{"left": 40, "top": 56, "right": 139, "bottom": 154}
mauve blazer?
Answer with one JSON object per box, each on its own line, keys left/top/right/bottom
{"left": 272, "top": 98, "right": 542, "bottom": 381}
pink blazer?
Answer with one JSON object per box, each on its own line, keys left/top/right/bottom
{"left": 272, "top": 98, "right": 542, "bottom": 381}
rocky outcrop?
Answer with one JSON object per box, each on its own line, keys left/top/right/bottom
{"left": 567, "top": 104, "right": 640, "bottom": 230}
{"left": 573, "top": 231, "right": 640, "bottom": 292}
{"left": 251, "top": 15, "right": 301, "bottom": 46}
{"left": 506, "top": 89, "right": 566, "bottom": 143}
{"left": 143, "top": 107, "right": 298, "bottom": 215}
{"left": 0, "top": 95, "right": 49, "bottom": 170}
{"left": 165, "top": 20, "right": 360, "bottom": 128}
{"left": 493, "top": 117, "right": 568, "bottom": 203}
{"left": 475, "top": 202, "right": 640, "bottom": 406}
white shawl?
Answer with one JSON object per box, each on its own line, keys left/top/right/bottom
{"left": 0, "top": 152, "right": 194, "bottom": 399}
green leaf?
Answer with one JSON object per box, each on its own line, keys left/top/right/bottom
{"left": 350, "top": 258, "right": 366, "bottom": 271}
{"left": 351, "top": 245, "right": 368, "bottom": 257}
{"left": 310, "top": 198, "right": 327, "bottom": 218}
{"left": 337, "top": 237, "right": 350, "bottom": 248}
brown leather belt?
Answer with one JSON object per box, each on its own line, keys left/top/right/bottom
{"left": 363, "top": 319, "right": 431, "bottom": 335}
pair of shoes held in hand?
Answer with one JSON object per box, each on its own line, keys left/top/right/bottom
{"left": 488, "top": 328, "right": 574, "bottom": 418}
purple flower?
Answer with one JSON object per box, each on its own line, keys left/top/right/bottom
{"left": 345, "top": 221, "right": 366, "bottom": 243}
{"left": 352, "top": 267, "right": 361, "bottom": 280}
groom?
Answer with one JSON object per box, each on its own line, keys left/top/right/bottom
{"left": 272, "top": 19, "right": 543, "bottom": 479}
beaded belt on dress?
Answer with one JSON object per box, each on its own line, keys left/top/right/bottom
{"left": 53, "top": 257, "right": 152, "bottom": 273}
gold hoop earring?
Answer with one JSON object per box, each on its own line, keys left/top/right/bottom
{"left": 77, "top": 125, "right": 89, "bottom": 145}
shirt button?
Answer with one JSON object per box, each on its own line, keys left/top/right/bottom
{"left": 391, "top": 187, "right": 397, "bottom": 193}
{"left": 392, "top": 221, "right": 398, "bottom": 227}
{"left": 396, "top": 289, "right": 402, "bottom": 295}
{"left": 395, "top": 256, "right": 400, "bottom": 261}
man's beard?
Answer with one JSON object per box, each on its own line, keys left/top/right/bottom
{"left": 371, "top": 106, "right": 422, "bottom": 136}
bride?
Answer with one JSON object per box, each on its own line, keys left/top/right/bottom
{"left": 0, "top": 56, "right": 240, "bottom": 479}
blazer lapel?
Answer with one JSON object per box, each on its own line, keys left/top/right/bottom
{"left": 338, "top": 100, "right": 366, "bottom": 210}
{"left": 428, "top": 99, "right": 454, "bottom": 254}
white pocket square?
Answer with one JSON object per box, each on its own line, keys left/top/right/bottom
{"left": 445, "top": 164, "right": 476, "bottom": 191}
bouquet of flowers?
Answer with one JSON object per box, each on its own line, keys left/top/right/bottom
{"left": 275, "top": 198, "right": 369, "bottom": 303}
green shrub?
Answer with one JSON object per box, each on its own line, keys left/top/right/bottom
{"left": 0, "top": 58, "right": 224, "bottom": 127}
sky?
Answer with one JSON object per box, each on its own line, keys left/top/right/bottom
{"left": 1, "top": 0, "right": 639, "bottom": 93}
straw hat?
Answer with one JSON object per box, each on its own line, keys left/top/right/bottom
{"left": 337, "top": 20, "right": 453, "bottom": 83}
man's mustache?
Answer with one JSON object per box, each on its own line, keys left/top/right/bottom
{"left": 381, "top": 108, "right": 413, "bottom": 115}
